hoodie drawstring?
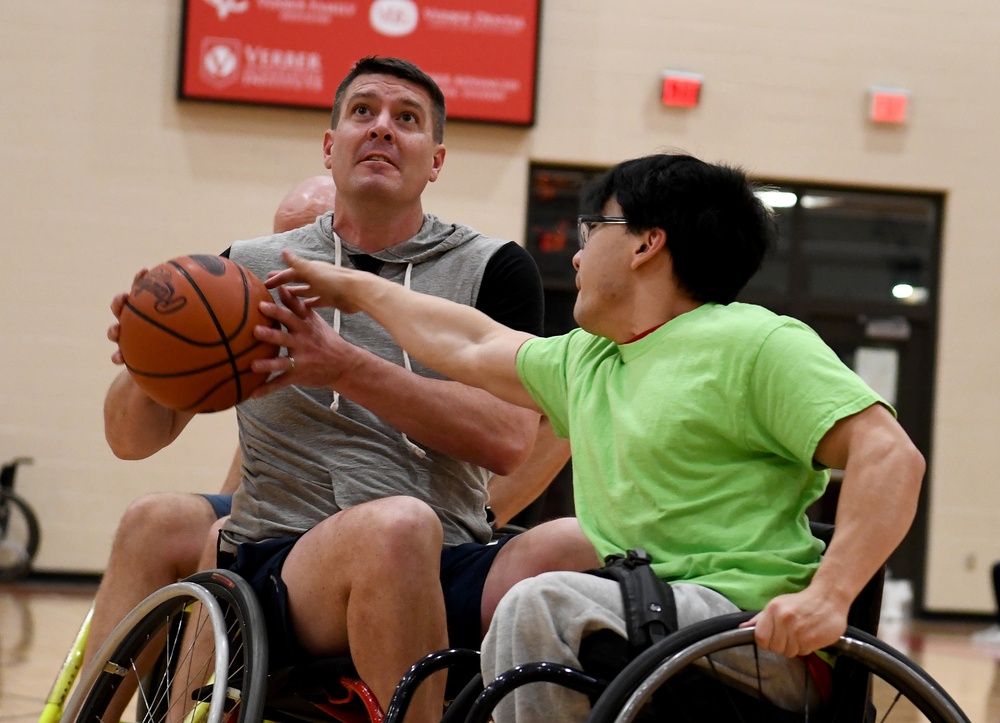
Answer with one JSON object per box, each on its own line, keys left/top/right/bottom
{"left": 399, "top": 263, "right": 427, "bottom": 458}
{"left": 328, "top": 232, "right": 426, "bottom": 460}
{"left": 329, "top": 233, "right": 342, "bottom": 414}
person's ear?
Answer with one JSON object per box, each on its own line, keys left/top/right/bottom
{"left": 322, "top": 129, "right": 335, "bottom": 170}
{"left": 631, "top": 227, "right": 666, "bottom": 270}
{"left": 428, "top": 144, "right": 446, "bottom": 183}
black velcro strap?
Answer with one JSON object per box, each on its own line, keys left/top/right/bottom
{"left": 587, "top": 548, "right": 678, "bottom": 652}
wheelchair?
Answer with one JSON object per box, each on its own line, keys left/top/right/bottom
{"left": 459, "top": 612, "right": 971, "bottom": 723}
{"left": 57, "top": 567, "right": 479, "bottom": 723}
{"left": 61, "top": 523, "right": 971, "bottom": 723}
{"left": 0, "top": 456, "right": 41, "bottom": 581}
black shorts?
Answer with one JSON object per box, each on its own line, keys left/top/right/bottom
{"left": 220, "top": 533, "right": 516, "bottom": 668}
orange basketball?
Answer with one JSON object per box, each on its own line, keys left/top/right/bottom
{"left": 118, "top": 255, "right": 280, "bottom": 413}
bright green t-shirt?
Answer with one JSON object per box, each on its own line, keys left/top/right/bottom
{"left": 516, "top": 302, "right": 885, "bottom": 610}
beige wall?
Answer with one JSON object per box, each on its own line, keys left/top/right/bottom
{"left": 2, "top": 1, "right": 997, "bottom": 612}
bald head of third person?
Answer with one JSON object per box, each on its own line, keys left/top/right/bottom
{"left": 273, "top": 175, "right": 337, "bottom": 234}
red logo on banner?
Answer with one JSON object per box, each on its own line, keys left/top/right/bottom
{"left": 200, "top": 37, "right": 242, "bottom": 88}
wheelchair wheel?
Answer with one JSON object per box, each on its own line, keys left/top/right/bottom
{"left": 0, "top": 490, "right": 40, "bottom": 582}
{"left": 63, "top": 570, "right": 267, "bottom": 723}
{"left": 588, "top": 612, "right": 971, "bottom": 723}
{"left": 182, "top": 570, "right": 268, "bottom": 723}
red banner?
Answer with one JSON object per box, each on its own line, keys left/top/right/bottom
{"left": 179, "top": 0, "right": 540, "bottom": 125}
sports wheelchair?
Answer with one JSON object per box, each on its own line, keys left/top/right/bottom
{"left": 60, "top": 522, "right": 971, "bottom": 723}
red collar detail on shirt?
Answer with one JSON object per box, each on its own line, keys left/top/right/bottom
{"left": 625, "top": 322, "right": 666, "bottom": 344}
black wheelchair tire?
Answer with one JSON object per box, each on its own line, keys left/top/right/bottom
{"left": 183, "top": 569, "right": 269, "bottom": 723}
{"left": 0, "top": 490, "right": 40, "bottom": 582}
{"left": 65, "top": 571, "right": 267, "bottom": 723}
{"left": 587, "top": 611, "right": 971, "bottom": 723}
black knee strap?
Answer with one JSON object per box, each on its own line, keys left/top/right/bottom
{"left": 587, "top": 548, "right": 678, "bottom": 652}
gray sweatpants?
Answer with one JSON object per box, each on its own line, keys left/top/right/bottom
{"left": 481, "top": 571, "right": 820, "bottom": 722}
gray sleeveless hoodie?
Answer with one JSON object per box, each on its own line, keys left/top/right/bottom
{"left": 222, "top": 211, "right": 506, "bottom": 547}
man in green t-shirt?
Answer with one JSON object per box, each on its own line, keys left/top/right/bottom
{"left": 254, "top": 152, "right": 924, "bottom": 721}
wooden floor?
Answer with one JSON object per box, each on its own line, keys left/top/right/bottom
{"left": 1, "top": 580, "right": 97, "bottom": 722}
{"left": 2, "top": 580, "right": 1000, "bottom": 722}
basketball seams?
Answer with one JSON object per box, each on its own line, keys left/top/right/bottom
{"left": 118, "top": 255, "right": 278, "bottom": 413}
{"left": 176, "top": 369, "right": 266, "bottom": 413}
{"left": 120, "top": 302, "right": 238, "bottom": 348}
{"left": 123, "top": 339, "right": 276, "bottom": 378}
{"left": 169, "top": 258, "right": 246, "bottom": 401}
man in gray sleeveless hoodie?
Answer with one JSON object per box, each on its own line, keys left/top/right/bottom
{"left": 104, "top": 56, "right": 599, "bottom": 721}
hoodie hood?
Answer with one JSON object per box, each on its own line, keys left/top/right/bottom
{"left": 318, "top": 211, "right": 481, "bottom": 265}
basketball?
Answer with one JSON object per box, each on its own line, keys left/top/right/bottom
{"left": 117, "top": 255, "right": 280, "bottom": 413}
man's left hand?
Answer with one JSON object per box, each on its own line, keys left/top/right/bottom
{"left": 742, "top": 588, "right": 849, "bottom": 658}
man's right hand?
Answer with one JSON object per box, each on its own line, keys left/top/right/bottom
{"left": 107, "top": 268, "right": 148, "bottom": 366}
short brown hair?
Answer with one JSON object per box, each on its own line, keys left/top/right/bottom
{"left": 331, "top": 56, "right": 446, "bottom": 143}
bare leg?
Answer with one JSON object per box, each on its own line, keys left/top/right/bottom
{"left": 85, "top": 493, "right": 218, "bottom": 669}
{"left": 280, "top": 496, "right": 448, "bottom": 723}
{"left": 480, "top": 517, "right": 600, "bottom": 637}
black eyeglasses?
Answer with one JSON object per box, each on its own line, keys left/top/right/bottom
{"left": 577, "top": 215, "right": 629, "bottom": 249}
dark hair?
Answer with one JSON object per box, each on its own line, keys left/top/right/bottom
{"left": 331, "top": 56, "right": 446, "bottom": 143}
{"left": 580, "top": 153, "right": 775, "bottom": 304}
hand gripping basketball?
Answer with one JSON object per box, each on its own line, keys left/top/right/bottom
{"left": 116, "top": 255, "right": 280, "bottom": 412}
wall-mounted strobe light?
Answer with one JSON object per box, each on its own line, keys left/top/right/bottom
{"left": 661, "top": 70, "right": 703, "bottom": 108}
{"left": 869, "top": 87, "right": 910, "bottom": 124}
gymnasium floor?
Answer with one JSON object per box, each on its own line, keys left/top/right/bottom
{"left": 1, "top": 579, "right": 999, "bottom": 722}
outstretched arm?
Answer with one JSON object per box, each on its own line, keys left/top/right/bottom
{"left": 748, "top": 403, "right": 924, "bottom": 656}
{"left": 256, "top": 250, "right": 541, "bottom": 411}
{"left": 251, "top": 251, "right": 543, "bottom": 473}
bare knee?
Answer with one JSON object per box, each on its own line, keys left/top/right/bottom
{"left": 358, "top": 496, "right": 443, "bottom": 572}
{"left": 280, "top": 497, "right": 446, "bottom": 657}
{"left": 111, "top": 492, "right": 217, "bottom": 577}
{"left": 116, "top": 493, "right": 213, "bottom": 539}
{"left": 292, "top": 496, "right": 444, "bottom": 585}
